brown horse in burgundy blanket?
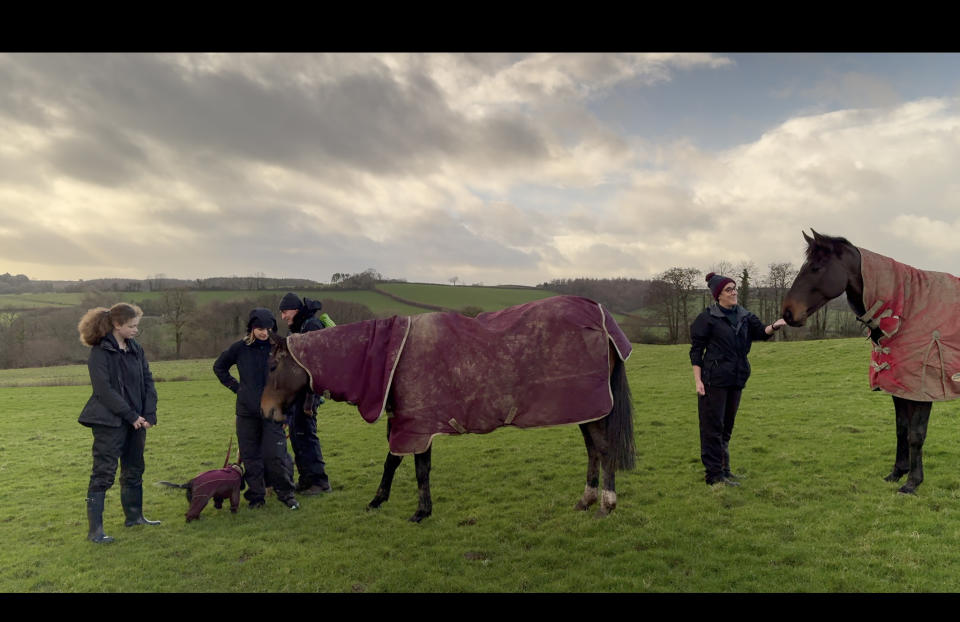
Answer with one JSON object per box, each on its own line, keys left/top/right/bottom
{"left": 782, "top": 230, "right": 960, "bottom": 494}
{"left": 261, "top": 295, "right": 637, "bottom": 522}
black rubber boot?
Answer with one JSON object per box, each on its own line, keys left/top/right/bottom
{"left": 121, "top": 485, "right": 161, "bottom": 527}
{"left": 86, "top": 492, "right": 115, "bottom": 544}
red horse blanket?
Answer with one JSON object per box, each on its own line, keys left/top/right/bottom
{"left": 287, "top": 295, "right": 632, "bottom": 455}
{"left": 859, "top": 247, "right": 960, "bottom": 402}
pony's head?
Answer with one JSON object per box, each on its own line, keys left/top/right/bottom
{"left": 260, "top": 332, "right": 311, "bottom": 422}
{"left": 782, "top": 229, "right": 861, "bottom": 327}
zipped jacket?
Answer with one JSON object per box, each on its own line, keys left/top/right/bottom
{"left": 213, "top": 338, "right": 273, "bottom": 417}
{"left": 78, "top": 334, "right": 157, "bottom": 428}
{"left": 689, "top": 303, "right": 772, "bottom": 389}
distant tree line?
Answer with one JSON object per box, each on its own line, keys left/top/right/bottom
{"left": 0, "top": 290, "right": 377, "bottom": 369}
{"left": 537, "top": 277, "right": 653, "bottom": 314}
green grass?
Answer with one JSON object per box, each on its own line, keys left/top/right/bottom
{"left": 5, "top": 337, "right": 960, "bottom": 592}
{"left": 0, "top": 293, "right": 86, "bottom": 309}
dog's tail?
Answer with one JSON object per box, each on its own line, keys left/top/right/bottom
{"left": 158, "top": 481, "right": 189, "bottom": 489}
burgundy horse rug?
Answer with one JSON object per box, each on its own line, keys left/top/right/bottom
{"left": 857, "top": 247, "right": 960, "bottom": 402}
{"left": 287, "top": 295, "right": 632, "bottom": 455}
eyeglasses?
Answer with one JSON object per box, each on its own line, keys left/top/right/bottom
{"left": 722, "top": 286, "right": 737, "bottom": 293}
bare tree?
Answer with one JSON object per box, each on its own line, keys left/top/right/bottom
{"left": 449, "top": 276, "right": 459, "bottom": 286}
{"left": 652, "top": 267, "right": 702, "bottom": 344}
{"left": 159, "top": 288, "right": 197, "bottom": 359}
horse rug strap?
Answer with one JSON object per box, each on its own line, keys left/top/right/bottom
{"left": 289, "top": 295, "right": 632, "bottom": 455}
{"left": 859, "top": 247, "right": 960, "bottom": 401}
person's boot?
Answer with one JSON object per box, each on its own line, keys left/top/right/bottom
{"left": 86, "top": 492, "right": 115, "bottom": 544}
{"left": 121, "top": 485, "right": 161, "bottom": 527}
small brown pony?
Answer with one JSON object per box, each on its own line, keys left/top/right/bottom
{"left": 782, "top": 230, "right": 960, "bottom": 494}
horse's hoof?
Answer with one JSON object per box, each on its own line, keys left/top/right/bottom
{"left": 574, "top": 500, "right": 591, "bottom": 511}
{"left": 593, "top": 507, "right": 612, "bottom": 518}
{"left": 897, "top": 484, "right": 918, "bottom": 495}
{"left": 884, "top": 469, "right": 908, "bottom": 482}
{"left": 408, "top": 511, "right": 431, "bottom": 523}
{"left": 367, "top": 499, "right": 384, "bottom": 510}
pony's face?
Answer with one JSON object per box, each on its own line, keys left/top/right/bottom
{"left": 260, "top": 333, "right": 310, "bottom": 422}
{"left": 782, "top": 230, "right": 858, "bottom": 327}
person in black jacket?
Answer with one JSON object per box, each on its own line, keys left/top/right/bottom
{"left": 690, "top": 272, "right": 788, "bottom": 486}
{"left": 77, "top": 303, "right": 160, "bottom": 544}
{"left": 278, "top": 293, "right": 331, "bottom": 494}
{"left": 213, "top": 308, "right": 299, "bottom": 510}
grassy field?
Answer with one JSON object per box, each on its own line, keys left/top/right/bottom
{"left": 4, "top": 337, "right": 960, "bottom": 592}
{"left": 0, "top": 293, "right": 86, "bottom": 309}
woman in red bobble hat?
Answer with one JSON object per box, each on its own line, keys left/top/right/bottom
{"left": 689, "top": 272, "right": 787, "bottom": 486}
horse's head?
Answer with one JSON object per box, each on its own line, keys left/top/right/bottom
{"left": 782, "top": 229, "right": 862, "bottom": 327}
{"left": 260, "top": 332, "right": 310, "bottom": 423}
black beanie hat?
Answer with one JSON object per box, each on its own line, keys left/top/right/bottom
{"left": 706, "top": 272, "right": 736, "bottom": 300}
{"left": 279, "top": 292, "right": 302, "bottom": 311}
{"left": 247, "top": 308, "right": 277, "bottom": 332}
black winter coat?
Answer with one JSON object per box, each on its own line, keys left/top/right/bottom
{"left": 689, "top": 304, "right": 772, "bottom": 389}
{"left": 213, "top": 338, "right": 273, "bottom": 417}
{"left": 78, "top": 334, "right": 157, "bottom": 428}
{"left": 289, "top": 298, "right": 325, "bottom": 334}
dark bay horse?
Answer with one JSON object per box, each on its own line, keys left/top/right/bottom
{"left": 260, "top": 295, "right": 637, "bottom": 522}
{"left": 782, "top": 230, "right": 960, "bottom": 494}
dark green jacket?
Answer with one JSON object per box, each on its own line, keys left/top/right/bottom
{"left": 78, "top": 334, "right": 157, "bottom": 427}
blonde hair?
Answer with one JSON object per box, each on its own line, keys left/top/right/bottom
{"left": 77, "top": 303, "right": 144, "bottom": 346}
{"left": 243, "top": 328, "right": 273, "bottom": 346}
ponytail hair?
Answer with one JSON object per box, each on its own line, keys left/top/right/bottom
{"left": 77, "top": 303, "right": 143, "bottom": 346}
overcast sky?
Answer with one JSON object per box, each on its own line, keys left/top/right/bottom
{"left": 3, "top": 52, "right": 960, "bottom": 286}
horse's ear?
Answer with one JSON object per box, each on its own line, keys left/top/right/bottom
{"left": 811, "top": 228, "right": 825, "bottom": 242}
{"left": 803, "top": 230, "right": 815, "bottom": 246}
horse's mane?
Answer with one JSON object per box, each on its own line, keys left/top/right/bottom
{"left": 805, "top": 232, "right": 854, "bottom": 262}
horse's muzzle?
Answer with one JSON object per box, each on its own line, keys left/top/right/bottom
{"left": 781, "top": 306, "right": 806, "bottom": 327}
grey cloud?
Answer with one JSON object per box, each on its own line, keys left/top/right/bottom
{"left": 47, "top": 122, "right": 150, "bottom": 187}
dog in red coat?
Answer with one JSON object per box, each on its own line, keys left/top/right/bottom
{"left": 160, "top": 440, "right": 246, "bottom": 522}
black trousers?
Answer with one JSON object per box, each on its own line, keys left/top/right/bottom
{"left": 288, "top": 408, "right": 328, "bottom": 488}
{"left": 236, "top": 415, "right": 295, "bottom": 503}
{"left": 697, "top": 385, "right": 742, "bottom": 483}
{"left": 87, "top": 424, "right": 146, "bottom": 494}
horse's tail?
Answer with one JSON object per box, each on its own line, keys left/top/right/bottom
{"left": 606, "top": 356, "right": 636, "bottom": 472}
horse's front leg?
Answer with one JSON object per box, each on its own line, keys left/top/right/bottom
{"left": 898, "top": 400, "right": 932, "bottom": 495}
{"left": 368, "top": 452, "right": 403, "bottom": 510}
{"left": 409, "top": 446, "right": 432, "bottom": 523}
{"left": 575, "top": 423, "right": 600, "bottom": 511}
{"left": 885, "top": 397, "right": 910, "bottom": 482}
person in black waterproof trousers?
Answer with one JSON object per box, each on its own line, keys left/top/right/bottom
{"left": 690, "top": 272, "right": 788, "bottom": 487}
{"left": 278, "top": 292, "right": 332, "bottom": 494}
{"left": 214, "top": 308, "right": 299, "bottom": 510}
{"left": 77, "top": 303, "right": 161, "bottom": 544}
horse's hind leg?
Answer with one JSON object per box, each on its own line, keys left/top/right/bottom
{"left": 409, "top": 446, "right": 432, "bottom": 523}
{"left": 575, "top": 423, "right": 600, "bottom": 511}
{"left": 884, "top": 397, "right": 910, "bottom": 482}
{"left": 368, "top": 452, "right": 403, "bottom": 511}
{"left": 897, "top": 398, "right": 932, "bottom": 495}
{"left": 580, "top": 420, "right": 617, "bottom": 517}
